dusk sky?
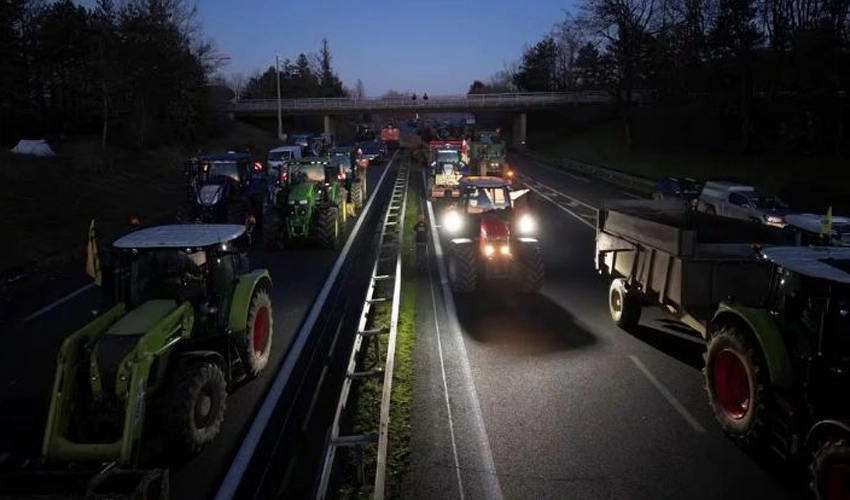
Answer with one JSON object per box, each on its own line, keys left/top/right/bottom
{"left": 79, "top": 0, "right": 576, "bottom": 96}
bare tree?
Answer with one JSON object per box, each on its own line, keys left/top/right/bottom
{"left": 354, "top": 78, "right": 365, "bottom": 99}
{"left": 228, "top": 72, "right": 244, "bottom": 100}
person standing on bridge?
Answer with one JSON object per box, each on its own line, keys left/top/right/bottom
{"left": 411, "top": 93, "right": 417, "bottom": 102}
{"left": 423, "top": 92, "right": 429, "bottom": 104}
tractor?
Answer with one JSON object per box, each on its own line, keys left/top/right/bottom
{"left": 330, "top": 146, "right": 367, "bottom": 210}
{"left": 427, "top": 141, "right": 467, "bottom": 199}
{"left": 28, "top": 224, "right": 272, "bottom": 496}
{"left": 442, "top": 176, "right": 544, "bottom": 293}
{"left": 469, "top": 131, "right": 513, "bottom": 183}
{"left": 177, "top": 152, "right": 267, "bottom": 232}
{"left": 263, "top": 157, "right": 344, "bottom": 249}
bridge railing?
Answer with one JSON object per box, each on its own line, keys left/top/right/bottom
{"left": 228, "top": 91, "right": 613, "bottom": 111}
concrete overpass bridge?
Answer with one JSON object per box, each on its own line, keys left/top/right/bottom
{"left": 226, "top": 91, "right": 615, "bottom": 144}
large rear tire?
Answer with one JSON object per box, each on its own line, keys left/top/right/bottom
{"left": 316, "top": 207, "right": 340, "bottom": 249}
{"left": 240, "top": 285, "right": 273, "bottom": 378}
{"left": 351, "top": 179, "right": 364, "bottom": 210}
{"left": 448, "top": 243, "right": 477, "bottom": 293}
{"left": 812, "top": 439, "right": 850, "bottom": 500}
{"left": 609, "top": 278, "right": 641, "bottom": 329}
{"left": 704, "top": 325, "right": 770, "bottom": 449}
{"left": 516, "top": 244, "right": 544, "bottom": 293}
{"left": 164, "top": 362, "right": 227, "bottom": 455}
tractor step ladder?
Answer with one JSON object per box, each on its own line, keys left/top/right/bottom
{"left": 316, "top": 162, "right": 410, "bottom": 500}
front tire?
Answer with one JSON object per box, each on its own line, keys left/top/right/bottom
{"left": 609, "top": 278, "right": 641, "bottom": 329}
{"left": 812, "top": 439, "right": 850, "bottom": 500}
{"left": 241, "top": 286, "right": 273, "bottom": 378}
{"left": 164, "top": 362, "right": 227, "bottom": 455}
{"left": 516, "top": 244, "right": 544, "bottom": 293}
{"left": 704, "top": 325, "right": 770, "bottom": 449}
{"left": 448, "top": 243, "right": 477, "bottom": 293}
{"left": 316, "top": 207, "right": 340, "bottom": 249}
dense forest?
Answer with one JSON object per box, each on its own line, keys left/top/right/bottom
{"left": 471, "top": 0, "right": 850, "bottom": 155}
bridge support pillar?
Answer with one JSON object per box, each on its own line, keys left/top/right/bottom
{"left": 513, "top": 112, "right": 527, "bottom": 147}
{"left": 323, "top": 115, "right": 336, "bottom": 136}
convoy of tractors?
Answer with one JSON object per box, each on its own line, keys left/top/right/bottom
{"left": 9, "top": 115, "right": 849, "bottom": 500}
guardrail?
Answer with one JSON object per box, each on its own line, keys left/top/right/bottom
{"left": 315, "top": 164, "right": 410, "bottom": 499}
{"left": 228, "top": 91, "right": 614, "bottom": 112}
{"left": 515, "top": 148, "right": 656, "bottom": 194}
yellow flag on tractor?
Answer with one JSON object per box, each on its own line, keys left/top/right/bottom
{"left": 821, "top": 206, "right": 834, "bottom": 239}
{"left": 86, "top": 219, "right": 102, "bottom": 286}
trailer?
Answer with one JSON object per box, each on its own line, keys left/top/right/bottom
{"left": 596, "top": 200, "right": 850, "bottom": 500}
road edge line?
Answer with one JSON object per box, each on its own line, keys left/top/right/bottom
{"left": 215, "top": 150, "right": 398, "bottom": 500}
{"left": 521, "top": 180, "right": 596, "bottom": 230}
{"left": 22, "top": 283, "right": 96, "bottom": 323}
{"left": 425, "top": 175, "right": 504, "bottom": 500}
{"left": 629, "top": 355, "right": 706, "bottom": 433}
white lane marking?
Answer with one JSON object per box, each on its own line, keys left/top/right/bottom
{"left": 215, "top": 150, "right": 399, "bottom": 500}
{"left": 522, "top": 181, "right": 596, "bottom": 230}
{"left": 629, "top": 355, "right": 706, "bottom": 433}
{"left": 621, "top": 191, "right": 644, "bottom": 199}
{"left": 426, "top": 246, "right": 466, "bottom": 500}
{"left": 426, "top": 174, "right": 504, "bottom": 500}
{"left": 22, "top": 283, "right": 96, "bottom": 323}
{"left": 566, "top": 172, "right": 593, "bottom": 183}
{"left": 517, "top": 172, "right": 598, "bottom": 211}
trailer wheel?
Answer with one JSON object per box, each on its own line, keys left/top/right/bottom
{"left": 516, "top": 244, "right": 544, "bottom": 293}
{"left": 448, "top": 243, "right": 477, "bottom": 293}
{"left": 164, "top": 362, "right": 227, "bottom": 455}
{"left": 812, "top": 439, "right": 850, "bottom": 500}
{"left": 240, "top": 285, "right": 273, "bottom": 378}
{"left": 704, "top": 325, "right": 769, "bottom": 448}
{"left": 609, "top": 279, "right": 641, "bottom": 329}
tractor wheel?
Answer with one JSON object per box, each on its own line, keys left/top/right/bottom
{"left": 351, "top": 179, "right": 364, "bottom": 210}
{"left": 316, "top": 207, "right": 340, "bottom": 249}
{"left": 704, "top": 325, "right": 770, "bottom": 449}
{"left": 240, "top": 285, "right": 273, "bottom": 378}
{"left": 609, "top": 278, "right": 641, "bottom": 329}
{"left": 263, "top": 209, "right": 281, "bottom": 249}
{"left": 164, "top": 362, "right": 227, "bottom": 455}
{"left": 516, "top": 244, "right": 544, "bottom": 293}
{"left": 703, "top": 204, "right": 717, "bottom": 216}
{"left": 448, "top": 243, "right": 477, "bottom": 293}
{"left": 812, "top": 439, "right": 850, "bottom": 500}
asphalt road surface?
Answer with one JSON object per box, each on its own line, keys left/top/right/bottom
{"left": 403, "top": 153, "right": 808, "bottom": 500}
{"left": 0, "top": 154, "right": 395, "bottom": 500}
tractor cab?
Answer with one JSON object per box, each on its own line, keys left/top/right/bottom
{"left": 180, "top": 152, "right": 267, "bottom": 225}
{"left": 104, "top": 224, "right": 252, "bottom": 334}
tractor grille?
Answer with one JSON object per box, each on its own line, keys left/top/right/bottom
{"left": 95, "top": 335, "right": 143, "bottom": 394}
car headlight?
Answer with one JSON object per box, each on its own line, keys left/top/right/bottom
{"left": 518, "top": 214, "right": 536, "bottom": 234}
{"left": 444, "top": 211, "right": 463, "bottom": 233}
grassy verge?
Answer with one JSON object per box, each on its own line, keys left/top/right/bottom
{"left": 335, "top": 162, "right": 419, "bottom": 499}
{"left": 531, "top": 118, "right": 850, "bottom": 210}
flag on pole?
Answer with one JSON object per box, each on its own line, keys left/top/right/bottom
{"left": 86, "top": 219, "right": 102, "bottom": 286}
{"left": 821, "top": 206, "right": 834, "bottom": 239}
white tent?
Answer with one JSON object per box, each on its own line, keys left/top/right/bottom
{"left": 11, "top": 139, "right": 56, "bottom": 157}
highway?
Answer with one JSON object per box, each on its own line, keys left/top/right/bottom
{"left": 0, "top": 154, "right": 399, "bottom": 499}
{"left": 403, "top": 152, "right": 808, "bottom": 499}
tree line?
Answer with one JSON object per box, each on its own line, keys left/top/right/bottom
{"left": 0, "top": 0, "right": 228, "bottom": 149}
{"left": 473, "top": 0, "right": 850, "bottom": 154}
{"left": 238, "top": 39, "right": 348, "bottom": 100}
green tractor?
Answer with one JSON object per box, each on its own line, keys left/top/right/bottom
{"left": 330, "top": 146, "right": 367, "bottom": 210}
{"left": 34, "top": 224, "right": 273, "bottom": 494}
{"left": 263, "top": 157, "right": 344, "bottom": 249}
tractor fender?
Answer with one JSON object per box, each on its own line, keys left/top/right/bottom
{"left": 711, "top": 304, "right": 794, "bottom": 388}
{"left": 228, "top": 270, "right": 272, "bottom": 334}
{"left": 807, "top": 420, "right": 850, "bottom": 449}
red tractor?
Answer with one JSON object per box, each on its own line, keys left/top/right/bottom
{"left": 442, "top": 176, "right": 544, "bottom": 293}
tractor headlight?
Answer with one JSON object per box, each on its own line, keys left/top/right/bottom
{"left": 299, "top": 199, "right": 308, "bottom": 205}
{"left": 518, "top": 214, "right": 536, "bottom": 234}
{"left": 764, "top": 214, "right": 785, "bottom": 226}
{"left": 499, "top": 244, "right": 511, "bottom": 256}
{"left": 484, "top": 244, "right": 495, "bottom": 257}
{"left": 289, "top": 200, "right": 296, "bottom": 205}
{"left": 444, "top": 211, "right": 462, "bottom": 233}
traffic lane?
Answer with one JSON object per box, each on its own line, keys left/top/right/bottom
{"left": 449, "top": 194, "right": 802, "bottom": 499}
{"left": 0, "top": 160, "right": 390, "bottom": 478}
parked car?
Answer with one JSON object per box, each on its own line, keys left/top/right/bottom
{"left": 653, "top": 177, "right": 703, "bottom": 207}
{"left": 698, "top": 180, "right": 792, "bottom": 227}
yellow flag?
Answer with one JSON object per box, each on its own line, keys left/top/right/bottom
{"left": 821, "top": 206, "right": 834, "bottom": 238}
{"left": 86, "top": 219, "right": 102, "bottom": 286}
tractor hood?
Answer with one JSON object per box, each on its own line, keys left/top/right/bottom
{"left": 480, "top": 212, "right": 510, "bottom": 240}
{"left": 288, "top": 182, "right": 316, "bottom": 204}
{"left": 197, "top": 183, "right": 225, "bottom": 207}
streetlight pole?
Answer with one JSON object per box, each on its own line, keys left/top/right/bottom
{"left": 276, "top": 54, "right": 283, "bottom": 141}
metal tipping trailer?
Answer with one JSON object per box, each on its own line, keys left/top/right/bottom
{"left": 595, "top": 199, "right": 794, "bottom": 334}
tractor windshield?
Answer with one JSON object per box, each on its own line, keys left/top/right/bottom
{"left": 268, "top": 151, "right": 292, "bottom": 161}
{"left": 436, "top": 150, "right": 460, "bottom": 163}
{"left": 465, "top": 187, "right": 510, "bottom": 214}
{"left": 292, "top": 163, "right": 327, "bottom": 183}
{"left": 208, "top": 161, "right": 241, "bottom": 181}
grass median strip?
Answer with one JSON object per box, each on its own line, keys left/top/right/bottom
{"left": 335, "top": 165, "right": 419, "bottom": 499}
